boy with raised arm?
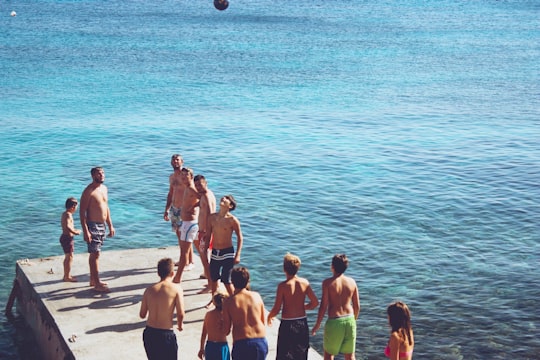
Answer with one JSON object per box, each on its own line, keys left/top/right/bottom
{"left": 140, "top": 258, "right": 185, "bottom": 360}
{"left": 267, "top": 253, "right": 319, "bottom": 360}
{"left": 311, "top": 254, "right": 360, "bottom": 360}
{"left": 173, "top": 167, "right": 200, "bottom": 283}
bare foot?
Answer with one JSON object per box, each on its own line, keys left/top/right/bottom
{"left": 205, "top": 299, "right": 214, "bottom": 309}
{"left": 63, "top": 277, "right": 78, "bottom": 282}
{"left": 197, "top": 286, "right": 212, "bottom": 294}
{"left": 94, "top": 285, "right": 110, "bottom": 293}
{"left": 89, "top": 281, "right": 108, "bottom": 287}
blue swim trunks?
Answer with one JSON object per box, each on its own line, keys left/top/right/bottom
{"left": 232, "top": 338, "right": 268, "bottom": 360}
{"left": 87, "top": 222, "right": 105, "bottom": 253}
{"left": 205, "top": 340, "right": 231, "bottom": 360}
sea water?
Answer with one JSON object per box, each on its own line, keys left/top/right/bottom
{"left": 0, "top": 0, "right": 539, "bottom": 358}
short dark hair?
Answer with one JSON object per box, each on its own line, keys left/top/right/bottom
{"left": 90, "top": 167, "right": 103, "bottom": 176}
{"left": 332, "top": 254, "right": 349, "bottom": 274}
{"left": 194, "top": 174, "right": 205, "bottom": 182}
{"left": 230, "top": 266, "right": 250, "bottom": 289}
{"left": 65, "top": 197, "right": 78, "bottom": 209}
{"left": 157, "top": 258, "right": 174, "bottom": 279}
{"left": 171, "top": 154, "right": 183, "bottom": 161}
{"left": 225, "top": 194, "right": 237, "bottom": 211}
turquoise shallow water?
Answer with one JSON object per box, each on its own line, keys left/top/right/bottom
{"left": 1, "top": 0, "right": 539, "bottom": 359}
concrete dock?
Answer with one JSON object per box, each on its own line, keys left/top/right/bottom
{"left": 8, "top": 246, "right": 322, "bottom": 359}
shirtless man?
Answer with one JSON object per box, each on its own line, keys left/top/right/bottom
{"left": 163, "top": 154, "right": 188, "bottom": 268}
{"left": 172, "top": 167, "right": 200, "bottom": 283}
{"left": 267, "top": 253, "right": 319, "bottom": 360}
{"left": 223, "top": 266, "right": 268, "bottom": 360}
{"left": 205, "top": 195, "right": 243, "bottom": 297}
{"left": 80, "top": 167, "right": 115, "bottom": 292}
{"left": 311, "top": 254, "right": 360, "bottom": 360}
{"left": 194, "top": 174, "right": 216, "bottom": 292}
{"left": 139, "top": 258, "right": 185, "bottom": 360}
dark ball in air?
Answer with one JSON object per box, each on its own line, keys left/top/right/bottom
{"left": 214, "top": 0, "right": 229, "bottom": 11}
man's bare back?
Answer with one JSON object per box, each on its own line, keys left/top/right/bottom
{"left": 141, "top": 281, "right": 184, "bottom": 330}
{"left": 140, "top": 258, "right": 185, "bottom": 331}
{"left": 323, "top": 274, "right": 359, "bottom": 318}
{"left": 279, "top": 277, "right": 318, "bottom": 319}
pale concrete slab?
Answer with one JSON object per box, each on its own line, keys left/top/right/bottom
{"left": 15, "top": 246, "right": 322, "bottom": 359}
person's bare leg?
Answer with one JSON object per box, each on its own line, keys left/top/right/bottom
{"left": 63, "top": 253, "right": 77, "bottom": 282}
{"left": 90, "top": 252, "right": 109, "bottom": 291}
{"left": 224, "top": 283, "right": 234, "bottom": 296}
{"left": 344, "top": 353, "right": 355, "bottom": 360}
{"left": 173, "top": 241, "right": 191, "bottom": 283}
{"left": 176, "top": 230, "right": 182, "bottom": 266}
{"left": 324, "top": 351, "right": 334, "bottom": 360}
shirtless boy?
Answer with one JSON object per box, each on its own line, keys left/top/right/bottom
{"left": 60, "top": 197, "right": 81, "bottom": 282}
{"left": 223, "top": 266, "right": 268, "bottom": 360}
{"left": 198, "top": 292, "right": 231, "bottom": 360}
{"left": 164, "top": 154, "right": 188, "bottom": 267}
{"left": 194, "top": 174, "right": 216, "bottom": 291}
{"left": 311, "top": 254, "right": 360, "bottom": 360}
{"left": 267, "top": 253, "right": 319, "bottom": 360}
{"left": 205, "top": 195, "right": 243, "bottom": 297}
{"left": 80, "top": 167, "right": 115, "bottom": 292}
{"left": 173, "top": 167, "right": 200, "bottom": 283}
{"left": 140, "top": 258, "right": 185, "bottom": 360}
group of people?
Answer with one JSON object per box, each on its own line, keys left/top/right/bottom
{"left": 58, "top": 156, "right": 414, "bottom": 360}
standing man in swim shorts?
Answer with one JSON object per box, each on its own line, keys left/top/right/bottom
{"left": 194, "top": 174, "right": 216, "bottom": 292}
{"left": 223, "top": 266, "right": 268, "bottom": 360}
{"left": 140, "top": 257, "right": 185, "bottom": 360}
{"left": 311, "top": 254, "right": 360, "bottom": 360}
{"left": 80, "top": 166, "right": 115, "bottom": 293}
{"left": 205, "top": 195, "right": 243, "bottom": 298}
{"left": 172, "top": 167, "right": 200, "bottom": 283}
{"left": 164, "top": 154, "right": 187, "bottom": 268}
{"left": 267, "top": 253, "right": 319, "bottom": 360}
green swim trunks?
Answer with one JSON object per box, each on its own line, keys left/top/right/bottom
{"left": 323, "top": 315, "right": 356, "bottom": 356}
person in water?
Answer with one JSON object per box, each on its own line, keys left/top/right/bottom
{"left": 385, "top": 301, "right": 414, "bottom": 360}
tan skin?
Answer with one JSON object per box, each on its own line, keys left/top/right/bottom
{"left": 139, "top": 268, "right": 184, "bottom": 332}
{"left": 164, "top": 156, "right": 188, "bottom": 265}
{"left": 311, "top": 264, "right": 360, "bottom": 360}
{"left": 205, "top": 196, "right": 243, "bottom": 296}
{"left": 194, "top": 177, "right": 216, "bottom": 292}
{"left": 80, "top": 168, "right": 115, "bottom": 292}
{"left": 222, "top": 286, "right": 266, "bottom": 342}
{"left": 198, "top": 297, "right": 228, "bottom": 359}
{"left": 387, "top": 329, "right": 414, "bottom": 360}
{"left": 173, "top": 169, "right": 201, "bottom": 283}
{"left": 267, "top": 271, "right": 319, "bottom": 325}
{"left": 61, "top": 204, "right": 81, "bottom": 282}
